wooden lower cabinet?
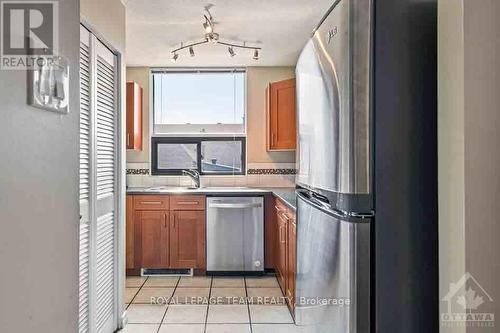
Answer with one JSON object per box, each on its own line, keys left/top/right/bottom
{"left": 273, "top": 197, "right": 297, "bottom": 314}
{"left": 126, "top": 194, "right": 206, "bottom": 273}
{"left": 170, "top": 210, "right": 205, "bottom": 269}
{"left": 134, "top": 210, "right": 169, "bottom": 268}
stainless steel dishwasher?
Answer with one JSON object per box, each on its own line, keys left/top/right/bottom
{"left": 206, "top": 196, "right": 264, "bottom": 272}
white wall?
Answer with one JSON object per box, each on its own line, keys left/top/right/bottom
{"left": 0, "top": 0, "right": 80, "bottom": 332}
{"left": 80, "top": 0, "right": 126, "bottom": 54}
{"left": 439, "top": 1, "right": 500, "bottom": 332}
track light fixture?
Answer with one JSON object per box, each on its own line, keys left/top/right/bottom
{"left": 170, "top": 5, "right": 261, "bottom": 62}
{"left": 253, "top": 49, "right": 259, "bottom": 60}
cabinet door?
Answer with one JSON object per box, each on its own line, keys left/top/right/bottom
{"left": 286, "top": 219, "right": 297, "bottom": 312}
{"left": 276, "top": 210, "right": 288, "bottom": 293}
{"left": 126, "top": 81, "right": 143, "bottom": 150}
{"left": 170, "top": 211, "right": 206, "bottom": 269}
{"left": 267, "top": 78, "right": 297, "bottom": 150}
{"left": 135, "top": 210, "right": 169, "bottom": 268}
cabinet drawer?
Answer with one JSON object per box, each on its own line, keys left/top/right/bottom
{"left": 170, "top": 195, "right": 206, "bottom": 210}
{"left": 133, "top": 195, "right": 169, "bottom": 210}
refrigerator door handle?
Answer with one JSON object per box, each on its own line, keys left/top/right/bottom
{"left": 296, "top": 188, "right": 347, "bottom": 219}
{"left": 349, "top": 211, "right": 375, "bottom": 218}
{"left": 297, "top": 188, "right": 374, "bottom": 221}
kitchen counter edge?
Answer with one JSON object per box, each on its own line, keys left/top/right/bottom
{"left": 126, "top": 187, "right": 297, "bottom": 210}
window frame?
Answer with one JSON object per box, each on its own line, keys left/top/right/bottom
{"left": 150, "top": 68, "right": 247, "bottom": 135}
{"left": 151, "top": 136, "right": 246, "bottom": 176}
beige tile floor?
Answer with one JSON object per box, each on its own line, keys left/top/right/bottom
{"left": 120, "top": 274, "right": 302, "bottom": 333}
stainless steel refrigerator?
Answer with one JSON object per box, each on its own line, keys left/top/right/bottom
{"left": 294, "top": 0, "right": 438, "bottom": 332}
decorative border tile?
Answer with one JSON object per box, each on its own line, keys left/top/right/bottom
{"left": 126, "top": 168, "right": 150, "bottom": 175}
{"left": 126, "top": 168, "right": 296, "bottom": 176}
{"left": 247, "top": 168, "right": 297, "bottom": 175}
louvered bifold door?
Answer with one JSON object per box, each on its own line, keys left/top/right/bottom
{"left": 79, "top": 24, "right": 118, "bottom": 333}
{"left": 79, "top": 25, "right": 92, "bottom": 333}
{"left": 93, "top": 38, "right": 118, "bottom": 333}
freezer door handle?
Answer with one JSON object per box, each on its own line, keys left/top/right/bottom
{"left": 208, "top": 203, "right": 262, "bottom": 209}
{"left": 349, "top": 211, "right": 375, "bottom": 218}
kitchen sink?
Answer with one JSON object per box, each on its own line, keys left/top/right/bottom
{"left": 139, "top": 186, "right": 263, "bottom": 193}
{"left": 143, "top": 186, "right": 199, "bottom": 192}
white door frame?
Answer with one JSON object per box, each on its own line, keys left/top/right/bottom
{"left": 80, "top": 19, "right": 126, "bottom": 332}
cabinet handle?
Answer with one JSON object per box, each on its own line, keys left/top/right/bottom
{"left": 177, "top": 201, "right": 199, "bottom": 205}
{"left": 164, "top": 213, "right": 167, "bottom": 228}
{"left": 173, "top": 213, "right": 176, "bottom": 228}
{"left": 127, "top": 133, "right": 130, "bottom": 147}
{"left": 140, "top": 201, "right": 162, "bottom": 205}
{"left": 272, "top": 133, "right": 276, "bottom": 147}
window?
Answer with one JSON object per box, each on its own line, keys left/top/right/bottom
{"left": 152, "top": 70, "right": 246, "bottom": 134}
{"left": 151, "top": 69, "right": 247, "bottom": 176}
{"left": 151, "top": 137, "right": 246, "bottom": 175}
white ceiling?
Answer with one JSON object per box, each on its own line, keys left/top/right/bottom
{"left": 125, "top": 0, "right": 333, "bottom": 67}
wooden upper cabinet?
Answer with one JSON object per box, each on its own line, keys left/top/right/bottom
{"left": 267, "top": 78, "right": 297, "bottom": 151}
{"left": 126, "top": 81, "right": 143, "bottom": 150}
{"left": 170, "top": 210, "right": 206, "bottom": 269}
{"left": 134, "top": 210, "right": 169, "bottom": 268}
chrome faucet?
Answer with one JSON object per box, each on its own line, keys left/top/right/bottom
{"left": 182, "top": 169, "right": 201, "bottom": 188}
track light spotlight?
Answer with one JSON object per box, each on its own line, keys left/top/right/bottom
{"left": 189, "top": 46, "right": 195, "bottom": 57}
{"left": 203, "top": 19, "right": 213, "bottom": 34}
{"left": 253, "top": 49, "right": 259, "bottom": 60}
{"left": 171, "top": 53, "right": 179, "bottom": 62}
{"left": 228, "top": 47, "right": 235, "bottom": 57}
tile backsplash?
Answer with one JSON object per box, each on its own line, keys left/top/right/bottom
{"left": 126, "top": 162, "right": 296, "bottom": 188}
